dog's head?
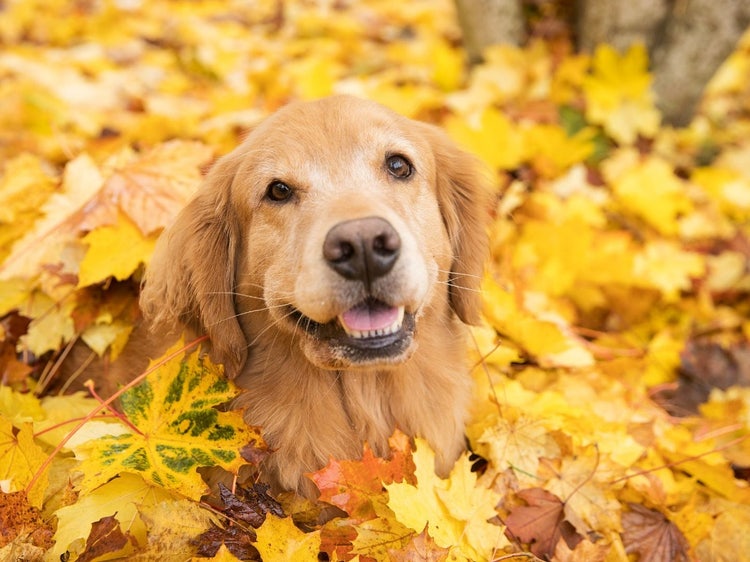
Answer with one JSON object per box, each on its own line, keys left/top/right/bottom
{"left": 141, "top": 96, "right": 492, "bottom": 376}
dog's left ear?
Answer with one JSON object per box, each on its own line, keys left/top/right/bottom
{"left": 421, "top": 123, "right": 493, "bottom": 325}
{"left": 140, "top": 150, "right": 247, "bottom": 377}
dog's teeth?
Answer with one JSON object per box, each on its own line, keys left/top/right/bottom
{"left": 340, "top": 305, "right": 405, "bottom": 339}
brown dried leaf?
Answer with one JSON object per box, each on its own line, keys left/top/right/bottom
{"left": 77, "top": 515, "right": 130, "bottom": 562}
{"left": 654, "top": 340, "right": 750, "bottom": 416}
{"left": 0, "top": 491, "right": 54, "bottom": 549}
{"left": 193, "top": 525, "right": 260, "bottom": 560}
{"left": 505, "top": 487, "right": 582, "bottom": 560}
{"left": 621, "top": 504, "right": 690, "bottom": 562}
{"left": 218, "top": 482, "right": 285, "bottom": 528}
{"left": 192, "top": 483, "right": 283, "bottom": 560}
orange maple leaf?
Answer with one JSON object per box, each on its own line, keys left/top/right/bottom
{"left": 310, "top": 430, "right": 415, "bottom": 521}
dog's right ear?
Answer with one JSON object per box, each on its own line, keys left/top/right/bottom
{"left": 140, "top": 150, "right": 247, "bottom": 377}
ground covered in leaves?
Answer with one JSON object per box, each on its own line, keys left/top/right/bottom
{"left": 1, "top": 0, "right": 750, "bottom": 560}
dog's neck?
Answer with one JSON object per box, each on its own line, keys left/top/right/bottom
{"left": 230, "top": 302, "right": 471, "bottom": 496}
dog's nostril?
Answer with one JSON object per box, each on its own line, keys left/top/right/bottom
{"left": 373, "top": 232, "right": 399, "bottom": 255}
{"left": 326, "top": 241, "right": 354, "bottom": 263}
{"left": 324, "top": 217, "right": 401, "bottom": 283}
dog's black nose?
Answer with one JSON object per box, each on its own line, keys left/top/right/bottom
{"left": 323, "top": 217, "right": 401, "bottom": 285}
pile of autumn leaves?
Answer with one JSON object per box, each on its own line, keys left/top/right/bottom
{"left": 2, "top": 0, "right": 750, "bottom": 560}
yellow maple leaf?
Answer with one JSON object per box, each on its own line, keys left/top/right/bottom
{"left": 582, "top": 44, "right": 661, "bottom": 144}
{"left": 74, "top": 342, "right": 265, "bottom": 499}
{"left": 81, "top": 318, "right": 134, "bottom": 359}
{"left": 51, "top": 472, "right": 176, "bottom": 560}
{"left": 550, "top": 53, "right": 590, "bottom": 105}
{"left": 136, "top": 498, "right": 218, "bottom": 557}
{"left": 692, "top": 166, "right": 750, "bottom": 221}
{"left": 0, "top": 153, "right": 56, "bottom": 264}
{"left": 254, "top": 514, "right": 322, "bottom": 561}
{"left": 0, "top": 418, "right": 48, "bottom": 507}
{"left": 611, "top": 157, "right": 693, "bottom": 235}
{"left": 471, "top": 411, "right": 561, "bottom": 487}
{"left": 482, "top": 278, "right": 594, "bottom": 368}
{"left": 542, "top": 450, "right": 622, "bottom": 536}
{"left": 386, "top": 440, "right": 508, "bottom": 560}
{"left": 78, "top": 213, "right": 158, "bottom": 287}
{"left": 0, "top": 385, "right": 45, "bottom": 425}
{"left": 360, "top": 80, "right": 443, "bottom": 119}
{"left": 633, "top": 241, "right": 705, "bottom": 301}
{"left": 19, "top": 291, "right": 76, "bottom": 357}
{"left": 351, "top": 516, "right": 415, "bottom": 560}
{"left": 0, "top": 153, "right": 104, "bottom": 281}
{"left": 288, "top": 51, "right": 342, "bottom": 100}
{"left": 445, "top": 107, "right": 524, "bottom": 170}
{"left": 523, "top": 123, "right": 596, "bottom": 178}
{"left": 0, "top": 278, "right": 29, "bottom": 317}
{"left": 696, "top": 502, "right": 750, "bottom": 561}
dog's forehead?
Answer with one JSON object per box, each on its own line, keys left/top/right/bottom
{"left": 247, "top": 97, "right": 424, "bottom": 162}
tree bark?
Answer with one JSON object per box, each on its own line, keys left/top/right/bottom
{"left": 578, "top": 0, "right": 750, "bottom": 126}
{"left": 453, "top": 0, "right": 525, "bottom": 63}
{"left": 455, "top": 0, "right": 750, "bottom": 126}
{"left": 649, "top": 0, "right": 750, "bottom": 126}
{"left": 576, "top": 0, "right": 669, "bottom": 54}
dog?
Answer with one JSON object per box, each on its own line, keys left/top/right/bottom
{"left": 139, "top": 95, "right": 492, "bottom": 497}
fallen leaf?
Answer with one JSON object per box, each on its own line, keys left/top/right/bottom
{"left": 77, "top": 515, "right": 130, "bottom": 562}
{"left": 0, "top": 491, "right": 54, "bottom": 550}
{"left": 621, "top": 504, "right": 690, "bottom": 562}
{"left": 505, "top": 487, "right": 582, "bottom": 560}
{"left": 253, "top": 514, "right": 321, "bottom": 562}
{"left": 51, "top": 472, "right": 175, "bottom": 560}
{"left": 582, "top": 44, "right": 660, "bottom": 144}
{"left": 310, "top": 430, "right": 415, "bottom": 521}
{"left": 75, "top": 342, "right": 265, "bottom": 499}
{"left": 217, "top": 482, "right": 285, "bottom": 528}
{"left": 0, "top": 419, "right": 48, "bottom": 507}
{"left": 104, "top": 140, "right": 214, "bottom": 235}
{"left": 386, "top": 440, "right": 508, "bottom": 560}
{"left": 77, "top": 213, "right": 158, "bottom": 287}
{"left": 388, "top": 527, "right": 451, "bottom": 562}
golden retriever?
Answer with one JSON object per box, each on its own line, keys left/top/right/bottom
{"left": 139, "top": 95, "right": 491, "bottom": 497}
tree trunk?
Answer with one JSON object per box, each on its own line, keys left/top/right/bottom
{"left": 453, "top": 0, "right": 525, "bottom": 63}
{"left": 454, "top": 0, "right": 750, "bottom": 126}
{"left": 649, "top": 0, "right": 750, "bottom": 126}
{"left": 576, "top": 0, "right": 669, "bottom": 55}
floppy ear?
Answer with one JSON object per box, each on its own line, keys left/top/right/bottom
{"left": 421, "top": 123, "right": 493, "bottom": 325}
{"left": 140, "top": 151, "right": 247, "bottom": 377}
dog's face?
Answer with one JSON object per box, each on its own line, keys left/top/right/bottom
{"left": 141, "top": 96, "right": 490, "bottom": 376}
{"left": 232, "top": 98, "right": 454, "bottom": 368}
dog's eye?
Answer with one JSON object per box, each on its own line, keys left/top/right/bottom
{"left": 266, "top": 181, "right": 293, "bottom": 202}
{"left": 385, "top": 154, "right": 413, "bottom": 179}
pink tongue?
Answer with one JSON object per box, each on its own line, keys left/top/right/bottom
{"left": 341, "top": 302, "right": 399, "bottom": 331}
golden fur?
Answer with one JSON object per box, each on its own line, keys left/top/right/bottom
{"left": 139, "top": 96, "right": 491, "bottom": 497}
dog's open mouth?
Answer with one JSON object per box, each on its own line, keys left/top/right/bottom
{"left": 338, "top": 300, "right": 405, "bottom": 340}
{"left": 288, "top": 298, "right": 415, "bottom": 360}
